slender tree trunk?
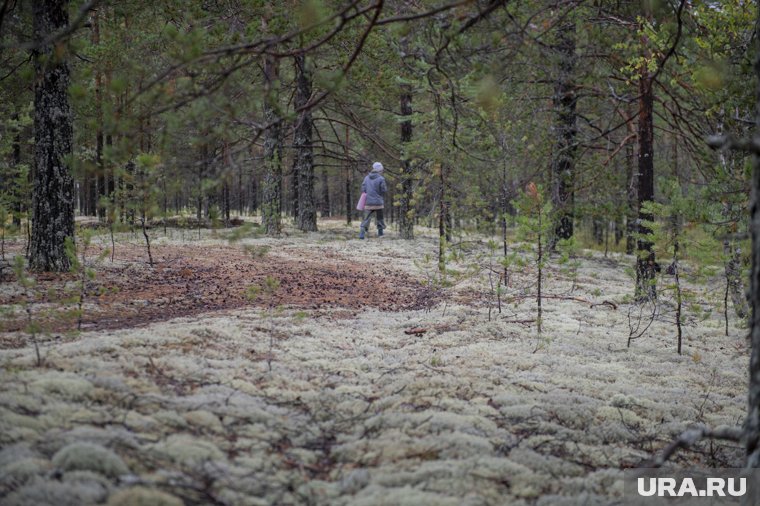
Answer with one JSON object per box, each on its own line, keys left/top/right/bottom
{"left": 722, "top": 199, "right": 748, "bottom": 321}
{"left": 250, "top": 171, "right": 258, "bottom": 214}
{"left": 197, "top": 144, "right": 205, "bottom": 224}
{"left": 10, "top": 113, "right": 22, "bottom": 227}
{"left": 550, "top": 19, "right": 577, "bottom": 245}
{"left": 635, "top": 68, "right": 657, "bottom": 301}
{"left": 345, "top": 126, "right": 352, "bottom": 226}
{"left": 30, "top": 0, "right": 74, "bottom": 272}
{"left": 625, "top": 137, "right": 638, "bottom": 255}
{"left": 92, "top": 8, "right": 103, "bottom": 218}
{"left": 674, "top": 235, "right": 682, "bottom": 354}
{"left": 501, "top": 159, "right": 509, "bottom": 283}
{"left": 105, "top": 120, "right": 114, "bottom": 222}
{"left": 592, "top": 217, "right": 604, "bottom": 245}
{"left": 262, "top": 54, "right": 282, "bottom": 235}
{"left": 237, "top": 161, "right": 244, "bottom": 216}
{"left": 399, "top": 84, "right": 414, "bottom": 239}
{"left": 291, "top": 165, "right": 299, "bottom": 218}
{"left": 724, "top": 239, "right": 749, "bottom": 320}
{"left": 294, "top": 54, "right": 317, "bottom": 232}
{"left": 746, "top": 3, "right": 760, "bottom": 468}
{"left": 438, "top": 163, "right": 450, "bottom": 272}
{"left": 223, "top": 180, "right": 230, "bottom": 226}
{"left": 98, "top": 24, "right": 112, "bottom": 222}
{"left": 321, "top": 169, "right": 330, "bottom": 217}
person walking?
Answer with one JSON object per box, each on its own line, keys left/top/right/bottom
{"left": 359, "top": 162, "right": 387, "bottom": 239}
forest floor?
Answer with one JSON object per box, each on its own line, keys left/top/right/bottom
{"left": 0, "top": 218, "right": 750, "bottom": 505}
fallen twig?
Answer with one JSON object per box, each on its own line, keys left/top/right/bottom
{"left": 647, "top": 425, "right": 743, "bottom": 467}
{"left": 591, "top": 300, "right": 618, "bottom": 310}
{"left": 506, "top": 294, "right": 617, "bottom": 309}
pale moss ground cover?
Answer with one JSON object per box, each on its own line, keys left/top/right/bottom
{"left": 0, "top": 221, "right": 749, "bottom": 505}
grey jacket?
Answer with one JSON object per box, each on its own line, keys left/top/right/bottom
{"left": 361, "top": 171, "right": 387, "bottom": 207}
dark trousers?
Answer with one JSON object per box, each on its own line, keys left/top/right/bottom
{"left": 360, "top": 209, "right": 385, "bottom": 232}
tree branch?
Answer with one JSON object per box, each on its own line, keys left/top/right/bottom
{"left": 647, "top": 425, "right": 744, "bottom": 468}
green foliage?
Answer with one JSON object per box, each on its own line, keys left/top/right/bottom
{"left": 513, "top": 183, "right": 553, "bottom": 263}
{"left": 246, "top": 275, "right": 280, "bottom": 305}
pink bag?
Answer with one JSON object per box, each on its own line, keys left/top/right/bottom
{"left": 356, "top": 192, "right": 367, "bottom": 211}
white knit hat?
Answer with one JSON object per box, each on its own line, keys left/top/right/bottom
{"left": 372, "top": 162, "right": 384, "bottom": 172}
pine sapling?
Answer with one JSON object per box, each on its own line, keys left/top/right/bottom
{"left": 12, "top": 256, "right": 41, "bottom": 366}
{"left": 516, "top": 182, "right": 552, "bottom": 336}
{"left": 246, "top": 275, "right": 281, "bottom": 372}
{"left": 66, "top": 230, "right": 109, "bottom": 331}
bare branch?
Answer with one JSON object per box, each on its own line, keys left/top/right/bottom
{"left": 647, "top": 425, "right": 744, "bottom": 468}
{"left": 707, "top": 134, "right": 760, "bottom": 155}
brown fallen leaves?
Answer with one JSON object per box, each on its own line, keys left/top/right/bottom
{"left": 0, "top": 242, "right": 426, "bottom": 339}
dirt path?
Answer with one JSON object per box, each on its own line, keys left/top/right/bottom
{"left": 0, "top": 242, "right": 429, "bottom": 337}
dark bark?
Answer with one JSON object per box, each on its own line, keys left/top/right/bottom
{"left": 196, "top": 144, "right": 205, "bottom": 224}
{"left": 501, "top": 160, "right": 509, "bottom": 283}
{"left": 614, "top": 217, "right": 624, "bottom": 245}
{"left": 438, "top": 164, "right": 450, "bottom": 272}
{"left": 250, "top": 172, "right": 258, "bottom": 214}
{"left": 223, "top": 180, "right": 230, "bottom": 226}
{"left": 399, "top": 83, "right": 414, "bottom": 239}
{"left": 124, "top": 160, "right": 135, "bottom": 225}
{"left": 592, "top": 217, "right": 604, "bottom": 245}
{"left": 91, "top": 8, "right": 102, "bottom": 218}
{"left": 550, "top": 20, "right": 577, "bottom": 245}
{"left": 237, "top": 162, "right": 244, "bottom": 215}
{"left": 294, "top": 54, "right": 317, "bottom": 231}
{"left": 95, "top": 58, "right": 108, "bottom": 221}
{"left": 344, "top": 126, "right": 351, "bottom": 226}
{"left": 625, "top": 137, "right": 638, "bottom": 255}
{"left": 30, "top": 0, "right": 75, "bottom": 272}
{"left": 262, "top": 54, "right": 282, "bottom": 235}
{"left": 320, "top": 168, "right": 330, "bottom": 217}
{"left": 746, "top": 2, "right": 760, "bottom": 468}
{"left": 103, "top": 130, "right": 114, "bottom": 223}
{"left": 635, "top": 69, "right": 656, "bottom": 301}
{"left": 10, "top": 113, "right": 23, "bottom": 227}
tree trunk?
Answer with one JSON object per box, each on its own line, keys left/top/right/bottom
{"left": 550, "top": 19, "right": 577, "bottom": 245}
{"left": 223, "top": 180, "right": 230, "bottom": 226}
{"left": 196, "top": 144, "right": 205, "bottom": 224}
{"left": 30, "top": 0, "right": 75, "bottom": 272}
{"left": 746, "top": 2, "right": 760, "bottom": 467}
{"left": 92, "top": 8, "right": 103, "bottom": 218}
{"left": 98, "top": 35, "right": 111, "bottom": 222}
{"left": 724, "top": 238, "right": 748, "bottom": 320}
{"left": 398, "top": 84, "right": 414, "bottom": 239}
{"left": 105, "top": 131, "right": 114, "bottom": 221}
{"left": 249, "top": 171, "right": 258, "bottom": 214}
{"left": 237, "top": 161, "right": 244, "bottom": 216}
{"left": 592, "top": 217, "right": 605, "bottom": 245}
{"left": 344, "top": 126, "right": 352, "bottom": 226}
{"left": 262, "top": 54, "right": 282, "bottom": 235}
{"left": 294, "top": 54, "right": 317, "bottom": 232}
{"left": 321, "top": 169, "right": 330, "bottom": 217}
{"left": 625, "top": 136, "right": 638, "bottom": 255}
{"left": 10, "top": 113, "right": 23, "bottom": 227}
{"left": 635, "top": 68, "right": 656, "bottom": 301}
{"left": 438, "top": 163, "right": 450, "bottom": 272}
